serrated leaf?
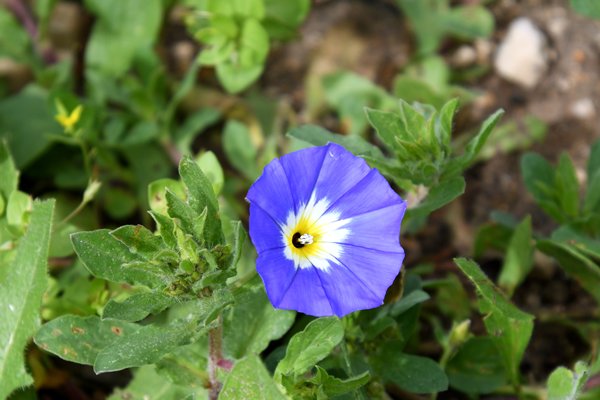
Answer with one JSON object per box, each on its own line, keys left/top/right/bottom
{"left": 179, "top": 157, "right": 223, "bottom": 246}
{"left": 165, "top": 190, "right": 204, "bottom": 244}
{"left": 371, "top": 342, "right": 448, "bottom": 394}
{"left": 454, "top": 258, "right": 534, "bottom": 387}
{"left": 71, "top": 229, "right": 170, "bottom": 288}
{"left": 537, "top": 240, "right": 600, "bottom": 304}
{"left": 148, "top": 211, "right": 177, "bottom": 249}
{"left": 0, "top": 200, "right": 54, "bottom": 399}
{"left": 498, "top": 216, "right": 533, "bottom": 296}
{"left": 224, "top": 286, "right": 295, "bottom": 359}
{"left": 102, "top": 292, "right": 175, "bottom": 322}
{"left": 34, "top": 315, "right": 140, "bottom": 365}
{"left": 220, "top": 355, "right": 286, "bottom": 400}
{"left": 275, "top": 317, "right": 344, "bottom": 378}
{"left": 547, "top": 361, "right": 589, "bottom": 400}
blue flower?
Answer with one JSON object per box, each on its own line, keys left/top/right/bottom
{"left": 246, "top": 143, "right": 406, "bottom": 317}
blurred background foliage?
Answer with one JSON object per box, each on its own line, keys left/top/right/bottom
{"left": 2, "top": 0, "right": 600, "bottom": 399}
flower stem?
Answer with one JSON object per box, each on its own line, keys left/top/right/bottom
{"left": 208, "top": 314, "right": 224, "bottom": 400}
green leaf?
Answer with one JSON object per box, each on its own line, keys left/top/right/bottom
{"left": 556, "top": 153, "right": 580, "bottom": 217}
{"left": 0, "top": 8, "right": 31, "bottom": 62}
{"left": 220, "top": 355, "right": 286, "bottom": 400}
{"left": 454, "top": 258, "right": 534, "bottom": 387}
{"left": 102, "top": 292, "right": 175, "bottom": 322}
{"left": 165, "top": 190, "right": 205, "bottom": 244}
{"left": 588, "top": 140, "right": 600, "bottom": 181}
{"left": 323, "top": 72, "right": 396, "bottom": 135}
{"left": 71, "top": 229, "right": 170, "bottom": 288}
{"left": 571, "top": 0, "right": 600, "bottom": 18}
{"left": 148, "top": 211, "right": 177, "bottom": 249}
{"left": 0, "top": 141, "right": 18, "bottom": 202}
{"left": 389, "top": 289, "right": 430, "bottom": 317}
{"left": 537, "top": 239, "right": 600, "bottom": 304}
{"left": 547, "top": 361, "right": 589, "bottom": 400}
{"left": 498, "top": 216, "right": 533, "bottom": 295}
{"left": 179, "top": 156, "right": 224, "bottom": 246}
{"left": 108, "top": 365, "right": 204, "bottom": 400}
{"left": 84, "top": 0, "right": 162, "bottom": 76}
{"left": 0, "top": 200, "right": 54, "bottom": 399}
{"left": 521, "top": 152, "right": 563, "bottom": 222}
{"left": 309, "top": 366, "right": 370, "bottom": 397}
{"left": 366, "top": 108, "right": 403, "bottom": 152}
{"left": 0, "top": 85, "right": 55, "bottom": 168}
{"left": 263, "top": 0, "right": 310, "bottom": 40}
{"left": 459, "top": 109, "right": 504, "bottom": 167}
{"left": 34, "top": 315, "right": 140, "bottom": 365}
{"left": 551, "top": 225, "right": 600, "bottom": 260}
{"left": 275, "top": 317, "right": 344, "bottom": 378}
{"left": 447, "top": 336, "right": 506, "bottom": 394}
{"left": 223, "top": 120, "right": 259, "bottom": 180}
{"left": 407, "top": 177, "right": 465, "bottom": 219}
{"left": 224, "top": 286, "right": 295, "bottom": 359}
{"left": 154, "top": 338, "right": 209, "bottom": 388}
{"left": 6, "top": 190, "right": 32, "bottom": 229}
{"left": 371, "top": 342, "right": 448, "bottom": 394}
{"left": 94, "top": 320, "right": 197, "bottom": 373}
{"left": 148, "top": 178, "right": 186, "bottom": 215}
{"left": 196, "top": 151, "right": 224, "bottom": 195}
{"left": 109, "top": 225, "right": 166, "bottom": 258}
{"left": 584, "top": 171, "right": 600, "bottom": 213}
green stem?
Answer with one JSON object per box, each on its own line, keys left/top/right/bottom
{"left": 208, "top": 314, "right": 224, "bottom": 400}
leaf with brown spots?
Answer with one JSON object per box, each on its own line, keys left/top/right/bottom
{"left": 34, "top": 315, "right": 140, "bottom": 365}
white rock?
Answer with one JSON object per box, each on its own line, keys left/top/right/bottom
{"left": 570, "top": 98, "right": 596, "bottom": 119}
{"left": 494, "top": 18, "right": 548, "bottom": 88}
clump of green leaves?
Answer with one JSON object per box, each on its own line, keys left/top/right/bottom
{"left": 291, "top": 99, "right": 503, "bottom": 230}
{"left": 186, "top": 0, "right": 310, "bottom": 93}
{"left": 518, "top": 142, "right": 600, "bottom": 304}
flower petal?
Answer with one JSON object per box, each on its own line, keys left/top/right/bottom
{"left": 312, "top": 143, "right": 371, "bottom": 207}
{"left": 335, "top": 244, "right": 404, "bottom": 302}
{"left": 321, "top": 202, "right": 407, "bottom": 253}
{"left": 246, "top": 159, "right": 295, "bottom": 223}
{"left": 248, "top": 204, "right": 285, "bottom": 253}
{"left": 327, "top": 168, "right": 404, "bottom": 220}
{"left": 279, "top": 145, "right": 328, "bottom": 210}
{"left": 256, "top": 248, "right": 298, "bottom": 307}
{"left": 277, "top": 268, "right": 334, "bottom": 316}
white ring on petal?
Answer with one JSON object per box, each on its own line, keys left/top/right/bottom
{"left": 280, "top": 193, "right": 352, "bottom": 272}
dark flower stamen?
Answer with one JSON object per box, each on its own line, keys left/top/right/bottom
{"left": 292, "top": 232, "right": 313, "bottom": 248}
